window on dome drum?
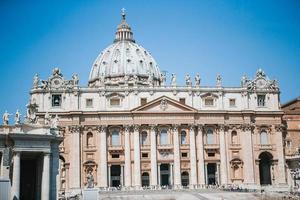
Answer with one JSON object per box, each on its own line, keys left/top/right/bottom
{"left": 179, "top": 98, "right": 186, "bottom": 104}
{"left": 205, "top": 98, "right": 214, "bottom": 106}
{"left": 140, "top": 131, "right": 148, "bottom": 146}
{"left": 160, "top": 129, "right": 168, "bottom": 145}
{"left": 180, "top": 131, "right": 187, "bottom": 145}
{"left": 206, "top": 129, "right": 214, "bottom": 144}
{"left": 52, "top": 94, "right": 62, "bottom": 107}
{"left": 181, "top": 152, "right": 188, "bottom": 158}
{"left": 140, "top": 98, "right": 147, "bottom": 106}
{"left": 142, "top": 153, "right": 148, "bottom": 158}
{"left": 111, "top": 130, "right": 120, "bottom": 146}
{"left": 260, "top": 131, "right": 268, "bottom": 145}
{"left": 110, "top": 98, "right": 120, "bottom": 106}
{"left": 86, "top": 98, "right": 93, "bottom": 108}
{"left": 229, "top": 99, "right": 236, "bottom": 107}
{"left": 257, "top": 94, "right": 266, "bottom": 107}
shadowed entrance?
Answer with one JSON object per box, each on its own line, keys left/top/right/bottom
{"left": 259, "top": 152, "right": 273, "bottom": 185}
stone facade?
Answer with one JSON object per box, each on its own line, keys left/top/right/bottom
{"left": 282, "top": 97, "right": 300, "bottom": 188}
{"left": 0, "top": 10, "right": 289, "bottom": 199}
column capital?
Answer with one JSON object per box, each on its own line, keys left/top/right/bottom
{"left": 149, "top": 124, "right": 157, "bottom": 131}
{"left": 123, "top": 125, "right": 131, "bottom": 132}
{"left": 171, "top": 124, "right": 179, "bottom": 131}
{"left": 97, "top": 125, "right": 107, "bottom": 133}
{"left": 241, "top": 123, "right": 255, "bottom": 131}
{"left": 69, "top": 125, "right": 82, "bottom": 133}
{"left": 275, "top": 124, "right": 286, "bottom": 132}
{"left": 133, "top": 124, "right": 140, "bottom": 132}
{"left": 188, "top": 124, "right": 196, "bottom": 131}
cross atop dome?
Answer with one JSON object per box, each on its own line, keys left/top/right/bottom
{"left": 121, "top": 8, "right": 126, "bottom": 20}
{"left": 114, "top": 8, "right": 135, "bottom": 43}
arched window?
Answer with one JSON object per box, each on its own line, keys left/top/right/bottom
{"left": 111, "top": 130, "right": 120, "bottom": 146}
{"left": 260, "top": 131, "right": 268, "bottom": 145}
{"left": 87, "top": 132, "right": 93, "bottom": 147}
{"left": 231, "top": 131, "right": 238, "bottom": 144}
{"left": 180, "top": 131, "right": 187, "bottom": 145}
{"left": 206, "top": 129, "right": 214, "bottom": 144}
{"left": 160, "top": 129, "right": 168, "bottom": 145}
{"left": 140, "top": 131, "right": 148, "bottom": 146}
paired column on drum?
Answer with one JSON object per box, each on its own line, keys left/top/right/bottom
{"left": 124, "top": 126, "right": 132, "bottom": 187}
{"left": 69, "top": 126, "right": 81, "bottom": 189}
{"left": 172, "top": 125, "right": 181, "bottom": 188}
{"left": 219, "top": 125, "right": 228, "bottom": 185}
{"left": 99, "top": 125, "right": 108, "bottom": 187}
{"left": 133, "top": 125, "right": 141, "bottom": 188}
{"left": 150, "top": 125, "right": 158, "bottom": 186}
{"left": 189, "top": 125, "right": 197, "bottom": 187}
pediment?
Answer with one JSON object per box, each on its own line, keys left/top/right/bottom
{"left": 132, "top": 96, "right": 197, "bottom": 113}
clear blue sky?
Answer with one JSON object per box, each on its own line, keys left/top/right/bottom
{"left": 0, "top": 0, "right": 299, "bottom": 116}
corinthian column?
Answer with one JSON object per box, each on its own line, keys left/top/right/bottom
{"left": 99, "top": 125, "right": 108, "bottom": 187}
{"left": 189, "top": 125, "right": 197, "bottom": 188}
{"left": 197, "top": 125, "right": 205, "bottom": 185}
{"left": 124, "top": 125, "right": 132, "bottom": 187}
{"left": 11, "top": 151, "right": 20, "bottom": 200}
{"left": 219, "top": 125, "right": 228, "bottom": 185}
{"left": 69, "top": 126, "right": 81, "bottom": 189}
{"left": 275, "top": 124, "right": 287, "bottom": 184}
{"left": 172, "top": 125, "right": 181, "bottom": 188}
{"left": 133, "top": 125, "right": 141, "bottom": 188}
{"left": 241, "top": 124, "right": 255, "bottom": 184}
{"left": 150, "top": 125, "right": 158, "bottom": 187}
{"left": 41, "top": 153, "right": 50, "bottom": 200}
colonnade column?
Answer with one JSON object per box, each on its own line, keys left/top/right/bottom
{"left": 124, "top": 126, "right": 132, "bottom": 187}
{"left": 172, "top": 125, "right": 181, "bottom": 188}
{"left": 197, "top": 125, "right": 205, "bottom": 185}
{"left": 11, "top": 151, "right": 20, "bottom": 200}
{"left": 241, "top": 124, "right": 255, "bottom": 184}
{"left": 275, "top": 125, "right": 287, "bottom": 184}
{"left": 133, "top": 125, "right": 141, "bottom": 188}
{"left": 99, "top": 125, "right": 108, "bottom": 187}
{"left": 158, "top": 163, "right": 161, "bottom": 186}
{"left": 69, "top": 126, "right": 81, "bottom": 189}
{"left": 150, "top": 125, "right": 158, "bottom": 187}
{"left": 41, "top": 153, "right": 50, "bottom": 200}
{"left": 170, "top": 163, "right": 173, "bottom": 186}
{"left": 219, "top": 125, "right": 228, "bottom": 185}
{"left": 189, "top": 125, "right": 197, "bottom": 188}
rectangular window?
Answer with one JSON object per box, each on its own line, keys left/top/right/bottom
{"left": 208, "top": 152, "right": 215, "bottom": 157}
{"left": 205, "top": 98, "right": 214, "bottom": 106}
{"left": 111, "top": 131, "right": 119, "bottom": 146}
{"left": 142, "top": 153, "right": 148, "bottom": 158}
{"left": 141, "top": 98, "right": 147, "bottom": 106}
{"left": 257, "top": 95, "right": 266, "bottom": 107}
{"left": 112, "top": 154, "right": 119, "bottom": 158}
{"left": 86, "top": 98, "right": 93, "bottom": 108}
{"left": 110, "top": 98, "right": 120, "bottom": 106}
{"left": 52, "top": 94, "right": 62, "bottom": 107}
{"left": 229, "top": 99, "right": 236, "bottom": 107}
{"left": 181, "top": 152, "right": 188, "bottom": 158}
{"left": 179, "top": 98, "right": 186, "bottom": 104}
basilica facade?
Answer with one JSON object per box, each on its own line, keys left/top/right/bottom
{"left": 21, "top": 10, "right": 288, "bottom": 195}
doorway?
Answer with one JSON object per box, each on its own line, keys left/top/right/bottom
{"left": 111, "top": 165, "right": 121, "bottom": 187}
{"left": 141, "top": 172, "right": 150, "bottom": 186}
{"left": 259, "top": 152, "right": 273, "bottom": 185}
{"left": 20, "top": 158, "right": 39, "bottom": 200}
{"left": 207, "top": 163, "right": 217, "bottom": 185}
{"left": 160, "top": 164, "right": 170, "bottom": 186}
{"left": 181, "top": 171, "right": 189, "bottom": 186}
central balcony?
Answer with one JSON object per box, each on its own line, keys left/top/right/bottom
{"left": 108, "top": 145, "right": 124, "bottom": 153}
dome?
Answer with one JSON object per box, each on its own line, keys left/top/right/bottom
{"left": 88, "top": 9, "right": 162, "bottom": 87}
